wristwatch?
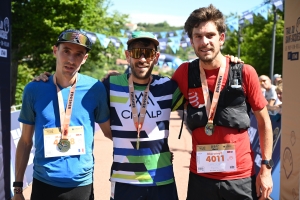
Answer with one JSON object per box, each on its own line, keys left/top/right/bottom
{"left": 261, "top": 159, "right": 274, "bottom": 169}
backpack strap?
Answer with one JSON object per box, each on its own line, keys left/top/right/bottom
{"left": 228, "top": 62, "right": 244, "bottom": 87}
{"left": 188, "top": 59, "right": 201, "bottom": 88}
{"left": 178, "top": 59, "right": 200, "bottom": 139}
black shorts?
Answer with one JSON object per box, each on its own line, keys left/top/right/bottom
{"left": 110, "top": 181, "right": 178, "bottom": 200}
{"left": 30, "top": 178, "right": 94, "bottom": 200}
{"left": 186, "top": 172, "right": 258, "bottom": 200}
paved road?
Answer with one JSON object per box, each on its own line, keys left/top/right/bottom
{"left": 22, "top": 111, "right": 192, "bottom": 200}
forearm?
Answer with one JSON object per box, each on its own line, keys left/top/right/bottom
{"left": 255, "top": 108, "right": 273, "bottom": 160}
{"left": 266, "top": 104, "right": 280, "bottom": 111}
{"left": 15, "top": 136, "right": 33, "bottom": 181}
{"left": 14, "top": 124, "right": 34, "bottom": 182}
{"left": 99, "top": 120, "right": 112, "bottom": 140}
{"left": 267, "top": 99, "right": 275, "bottom": 106}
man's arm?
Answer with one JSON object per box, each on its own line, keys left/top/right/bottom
{"left": 267, "top": 99, "right": 276, "bottom": 106}
{"left": 13, "top": 124, "right": 34, "bottom": 199}
{"left": 253, "top": 106, "right": 273, "bottom": 199}
{"left": 267, "top": 86, "right": 278, "bottom": 107}
{"left": 98, "top": 120, "right": 112, "bottom": 140}
{"left": 266, "top": 104, "right": 281, "bottom": 112}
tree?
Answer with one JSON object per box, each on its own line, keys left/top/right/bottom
{"left": 11, "top": 0, "right": 128, "bottom": 105}
{"left": 222, "top": 9, "right": 284, "bottom": 76}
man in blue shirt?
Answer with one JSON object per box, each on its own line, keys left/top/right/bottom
{"left": 12, "top": 29, "right": 111, "bottom": 200}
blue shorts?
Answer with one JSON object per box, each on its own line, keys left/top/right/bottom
{"left": 110, "top": 181, "right": 178, "bottom": 200}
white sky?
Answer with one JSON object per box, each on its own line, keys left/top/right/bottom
{"left": 108, "top": 0, "right": 265, "bottom": 26}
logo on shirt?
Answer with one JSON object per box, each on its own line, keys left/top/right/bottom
{"left": 188, "top": 88, "right": 205, "bottom": 108}
{"left": 121, "top": 92, "right": 162, "bottom": 119}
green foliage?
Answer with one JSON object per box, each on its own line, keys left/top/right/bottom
{"left": 222, "top": 10, "right": 284, "bottom": 76}
{"left": 137, "top": 21, "right": 183, "bottom": 32}
{"left": 15, "top": 64, "right": 35, "bottom": 105}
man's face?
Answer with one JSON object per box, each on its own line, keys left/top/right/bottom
{"left": 53, "top": 43, "right": 88, "bottom": 78}
{"left": 259, "top": 76, "right": 271, "bottom": 90}
{"left": 125, "top": 42, "right": 159, "bottom": 82}
{"left": 190, "top": 21, "right": 225, "bottom": 63}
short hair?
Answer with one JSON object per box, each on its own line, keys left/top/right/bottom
{"left": 184, "top": 4, "right": 226, "bottom": 38}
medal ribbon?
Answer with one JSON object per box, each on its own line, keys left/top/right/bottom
{"left": 53, "top": 74, "right": 77, "bottom": 140}
{"left": 199, "top": 58, "right": 226, "bottom": 124}
{"left": 128, "top": 75, "right": 152, "bottom": 150}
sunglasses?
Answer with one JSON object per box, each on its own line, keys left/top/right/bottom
{"left": 128, "top": 48, "right": 157, "bottom": 60}
{"left": 58, "top": 31, "right": 92, "bottom": 50}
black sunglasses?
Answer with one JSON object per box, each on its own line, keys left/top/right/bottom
{"left": 128, "top": 48, "right": 157, "bottom": 60}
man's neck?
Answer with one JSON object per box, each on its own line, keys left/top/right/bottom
{"left": 54, "top": 73, "right": 77, "bottom": 88}
{"left": 132, "top": 76, "right": 151, "bottom": 85}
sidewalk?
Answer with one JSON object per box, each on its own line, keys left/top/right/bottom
{"left": 23, "top": 111, "right": 192, "bottom": 200}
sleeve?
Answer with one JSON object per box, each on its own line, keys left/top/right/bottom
{"left": 172, "top": 62, "right": 189, "bottom": 99}
{"left": 18, "top": 83, "right": 36, "bottom": 125}
{"left": 170, "top": 80, "right": 184, "bottom": 111}
{"left": 94, "top": 81, "right": 110, "bottom": 123}
{"left": 269, "top": 86, "right": 278, "bottom": 100}
{"left": 102, "top": 77, "right": 110, "bottom": 103}
{"left": 242, "top": 64, "right": 268, "bottom": 111}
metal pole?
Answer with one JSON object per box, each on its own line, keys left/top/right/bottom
{"left": 270, "top": 5, "right": 277, "bottom": 79}
{"left": 238, "top": 25, "right": 241, "bottom": 58}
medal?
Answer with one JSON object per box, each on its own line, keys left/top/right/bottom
{"left": 57, "top": 139, "right": 70, "bottom": 152}
{"left": 205, "top": 123, "right": 214, "bottom": 136}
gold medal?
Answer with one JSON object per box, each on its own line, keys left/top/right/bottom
{"left": 57, "top": 139, "right": 70, "bottom": 152}
{"left": 205, "top": 123, "right": 214, "bottom": 136}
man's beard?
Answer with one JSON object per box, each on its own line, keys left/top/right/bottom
{"left": 195, "top": 47, "right": 219, "bottom": 64}
{"left": 130, "top": 61, "right": 154, "bottom": 81}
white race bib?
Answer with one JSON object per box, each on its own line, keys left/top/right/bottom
{"left": 43, "top": 126, "right": 85, "bottom": 158}
{"left": 196, "top": 143, "right": 237, "bottom": 173}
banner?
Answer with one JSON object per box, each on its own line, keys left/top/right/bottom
{"left": 280, "top": 1, "right": 300, "bottom": 199}
{"left": 0, "top": 0, "right": 11, "bottom": 199}
{"left": 10, "top": 110, "right": 35, "bottom": 196}
{"left": 248, "top": 112, "right": 281, "bottom": 200}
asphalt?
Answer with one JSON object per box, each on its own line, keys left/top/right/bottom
{"left": 22, "top": 111, "right": 192, "bottom": 200}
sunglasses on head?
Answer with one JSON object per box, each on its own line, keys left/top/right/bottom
{"left": 128, "top": 48, "right": 157, "bottom": 60}
{"left": 58, "top": 31, "right": 92, "bottom": 50}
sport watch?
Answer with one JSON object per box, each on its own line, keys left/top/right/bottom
{"left": 261, "top": 159, "right": 274, "bottom": 169}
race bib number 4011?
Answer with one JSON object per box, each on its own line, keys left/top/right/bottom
{"left": 196, "top": 143, "right": 237, "bottom": 173}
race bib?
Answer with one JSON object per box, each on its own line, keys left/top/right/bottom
{"left": 43, "top": 126, "right": 85, "bottom": 158}
{"left": 196, "top": 143, "right": 237, "bottom": 173}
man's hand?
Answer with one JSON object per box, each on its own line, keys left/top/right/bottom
{"left": 32, "top": 72, "right": 51, "bottom": 82}
{"left": 101, "top": 70, "right": 121, "bottom": 82}
{"left": 256, "top": 167, "right": 273, "bottom": 200}
{"left": 225, "top": 55, "right": 244, "bottom": 63}
{"left": 11, "top": 193, "right": 25, "bottom": 200}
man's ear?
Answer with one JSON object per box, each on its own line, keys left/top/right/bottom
{"left": 190, "top": 38, "right": 194, "bottom": 45}
{"left": 153, "top": 51, "right": 160, "bottom": 65}
{"left": 220, "top": 33, "right": 225, "bottom": 46}
{"left": 125, "top": 50, "right": 131, "bottom": 63}
{"left": 81, "top": 54, "right": 89, "bottom": 65}
{"left": 53, "top": 45, "right": 58, "bottom": 56}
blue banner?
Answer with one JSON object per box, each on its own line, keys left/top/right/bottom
{"left": 0, "top": 0, "right": 11, "bottom": 198}
{"left": 248, "top": 112, "right": 281, "bottom": 200}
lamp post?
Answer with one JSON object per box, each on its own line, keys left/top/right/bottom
{"left": 270, "top": 5, "right": 277, "bottom": 79}
{"left": 237, "top": 25, "right": 243, "bottom": 58}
